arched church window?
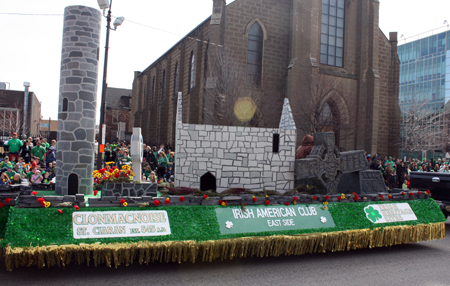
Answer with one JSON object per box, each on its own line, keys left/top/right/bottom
{"left": 247, "top": 22, "right": 264, "bottom": 86}
{"left": 189, "top": 51, "right": 195, "bottom": 91}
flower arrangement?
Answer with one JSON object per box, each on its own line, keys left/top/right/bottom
{"left": 322, "top": 201, "right": 328, "bottom": 210}
{"left": 293, "top": 196, "right": 297, "bottom": 205}
{"left": 93, "top": 165, "right": 134, "bottom": 189}
{"left": 219, "top": 199, "right": 228, "bottom": 206}
{"left": 120, "top": 199, "right": 128, "bottom": 207}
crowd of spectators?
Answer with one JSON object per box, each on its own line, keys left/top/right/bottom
{"left": 99, "top": 140, "right": 175, "bottom": 183}
{"left": 367, "top": 154, "right": 450, "bottom": 190}
{"left": 0, "top": 133, "right": 56, "bottom": 185}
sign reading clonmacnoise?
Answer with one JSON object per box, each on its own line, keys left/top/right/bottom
{"left": 72, "top": 211, "right": 171, "bottom": 239}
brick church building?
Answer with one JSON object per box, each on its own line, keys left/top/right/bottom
{"left": 130, "top": 0, "right": 400, "bottom": 156}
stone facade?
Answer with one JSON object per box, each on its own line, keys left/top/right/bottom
{"left": 55, "top": 6, "right": 101, "bottom": 195}
{"left": 102, "top": 182, "right": 158, "bottom": 197}
{"left": 175, "top": 95, "right": 297, "bottom": 192}
{"left": 130, "top": 0, "right": 400, "bottom": 157}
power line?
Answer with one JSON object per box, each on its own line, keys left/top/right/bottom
{"left": 1, "top": 12, "right": 222, "bottom": 47}
{"left": 0, "top": 12, "right": 63, "bottom": 16}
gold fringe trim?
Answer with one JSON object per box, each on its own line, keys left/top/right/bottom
{"left": 3, "top": 222, "right": 445, "bottom": 271}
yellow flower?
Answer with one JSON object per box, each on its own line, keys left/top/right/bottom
{"left": 306, "top": 185, "right": 309, "bottom": 189}
{"left": 123, "top": 202, "right": 128, "bottom": 207}
{"left": 252, "top": 196, "right": 255, "bottom": 199}
{"left": 106, "top": 161, "right": 115, "bottom": 165}
{"left": 131, "top": 173, "right": 135, "bottom": 176}
{"left": 323, "top": 201, "right": 328, "bottom": 205}
{"left": 221, "top": 202, "right": 226, "bottom": 206}
{"left": 293, "top": 201, "right": 297, "bottom": 205}
{"left": 45, "top": 202, "right": 51, "bottom": 208}
{"left": 323, "top": 206, "right": 327, "bottom": 210}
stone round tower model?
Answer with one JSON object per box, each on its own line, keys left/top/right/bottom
{"left": 55, "top": 6, "right": 101, "bottom": 195}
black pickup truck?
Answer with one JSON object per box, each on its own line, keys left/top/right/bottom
{"left": 409, "top": 171, "right": 450, "bottom": 218}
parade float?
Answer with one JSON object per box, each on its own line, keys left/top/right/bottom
{"left": 0, "top": 5, "right": 444, "bottom": 271}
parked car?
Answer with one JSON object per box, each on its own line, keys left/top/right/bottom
{"left": 409, "top": 171, "right": 450, "bottom": 218}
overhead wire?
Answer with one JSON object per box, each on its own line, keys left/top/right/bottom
{"left": 0, "top": 12, "right": 222, "bottom": 47}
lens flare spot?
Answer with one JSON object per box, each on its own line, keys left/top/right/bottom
{"left": 234, "top": 97, "right": 256, "bottom": 122}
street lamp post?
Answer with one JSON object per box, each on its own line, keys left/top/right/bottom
{"left": 96, "top": 0, "right": 124, "bottom": 170}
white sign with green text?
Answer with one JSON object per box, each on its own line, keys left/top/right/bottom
{"left": 72, "top": 210, "right": 171, "bottom": 239}
{"left": 364, "top": 203, "right": 417, "bottom": 224}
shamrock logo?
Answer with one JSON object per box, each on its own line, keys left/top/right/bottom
{"left": 225, "top": 221, "right": 234, "bottom": 229}
{"left": 364, "top": 206, "right": 382, "bottom": 223}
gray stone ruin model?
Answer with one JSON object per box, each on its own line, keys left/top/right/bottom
{"left": 295, "top": 132, "right": 387, "bottom": 195}
{"left": 55, "top": 6, "right": 101, "bottom": 195}
{"left": 175, "top": 95, "right": 297, "bottom": 192}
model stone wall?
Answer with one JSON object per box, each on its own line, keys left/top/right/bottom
{"left": 55, "top": 5, "right": 101, "bottom": 195}
{"left": 175, "top": 97, "right": 296, "bottom": 193}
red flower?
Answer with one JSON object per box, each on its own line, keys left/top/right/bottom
{"left": 114, "top": 173, "right": 120, "bottom": 178}
{"left": 99, "top": 168, "right": 106, "bottom": 174}
{"left": 94, "top": 190, "right": 98, "bottom": 196}
{"left": 252, "top": 197, "right": 257, "bottom": 202}
{"left": 312, "top": 196, "right": 317, "bottom": 201}
{"left": 203, "top": 194, "right": 208, "bottom": 199}
{"left": 37, "top": 197, "right": 45, "bottom": 203}
{"left": 58, "top": 209, "right": 63, "bottom": 214}
{"left": 112, "top": 166, "right": 117, "bottom": 170}
{"left": 74, "top": 205, "right": 80, "bottom": 210}
{"left": 418, "top": 191, "right": 421, "bottom": 195}
{"left": 426, "top": 190, "right": 431, "bottom": 195}
{"left": 379, "top": 194, "right": 384, "bottom": 200}
{"left": 265, "top": 200, "right": 270, "bottom": 205}
{"left": 401, "top": 192, "right": 405, "bottom": 195}
{"left": 5, "top": 198, "right": 11, "bottom": 203}
{"left": 243, "top": 203, "right": 246, "bottom": 206}
{"left": 338, "top": 196, "right": 342, "bottom": 201}
{"left": 124, "top": 174, "right": 128, "bottom": 178}
{"left": 219, "top": 200, "right": 223, "bottom": 205}
{"left": 284, "top": 202, "right": 290, "bottom": 206}
{"left": 128, "top": 170, "right": 131, "bottom": 175}
{"left": 388, "top": 194, "right": 392, "bottom": 199}
{"left": 324, "top": 195, "right": 330, "bottom": 200}
{"left": 120, "top": 199, "right": 126, "bottom": 204}
{"left": 179, "top": 196, "right": 185, "bottom": 202}
{"left": 165, "top": 199, "right": 170, "bottom": 205}
{"left": 103, "top": 177, "right": 107, "bottom": 181}
{"left": 154, "top": 200, "right": 160, "bottom": 206}
{"left": 354, "top": 196, "right": 359, "bottom": 201}
{"left": 409, "top": 192, "right": 414, "bottom": 196}
{"left": 293, "top": 196, "right": 298, "bottom": 201}
{"left": 0, "top": 202, "right": 3, "bottom": 208}
{"left": 32, "top": 191, "right": 38, "bottom": 196}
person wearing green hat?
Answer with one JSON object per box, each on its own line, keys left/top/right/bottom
{"left": 6, "top": 132, "right": 23, "bottom": 162}
{"left": 0, "top": 157, "right": 10, "bottom": 169}
{"left": 5, "top": 164, "right": 16, "bottom": 181}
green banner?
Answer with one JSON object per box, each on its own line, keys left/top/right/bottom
{"left": 215, "top": 204, "right": 335, "bottom": 235}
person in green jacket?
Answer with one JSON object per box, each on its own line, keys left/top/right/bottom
{"left": 6, "top": 132, "right": 23, "bottom": 161}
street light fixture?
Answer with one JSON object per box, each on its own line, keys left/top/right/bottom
{"left": 96, "top": 0, "right": 124, "bottom": 170}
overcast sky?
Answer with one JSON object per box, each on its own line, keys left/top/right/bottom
{"left": 1, "top": 0, "right": 449, "bottom": 121}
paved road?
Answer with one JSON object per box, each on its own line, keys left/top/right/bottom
{"left": 1, "top": 219, "right": 450, "bottom": 286}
